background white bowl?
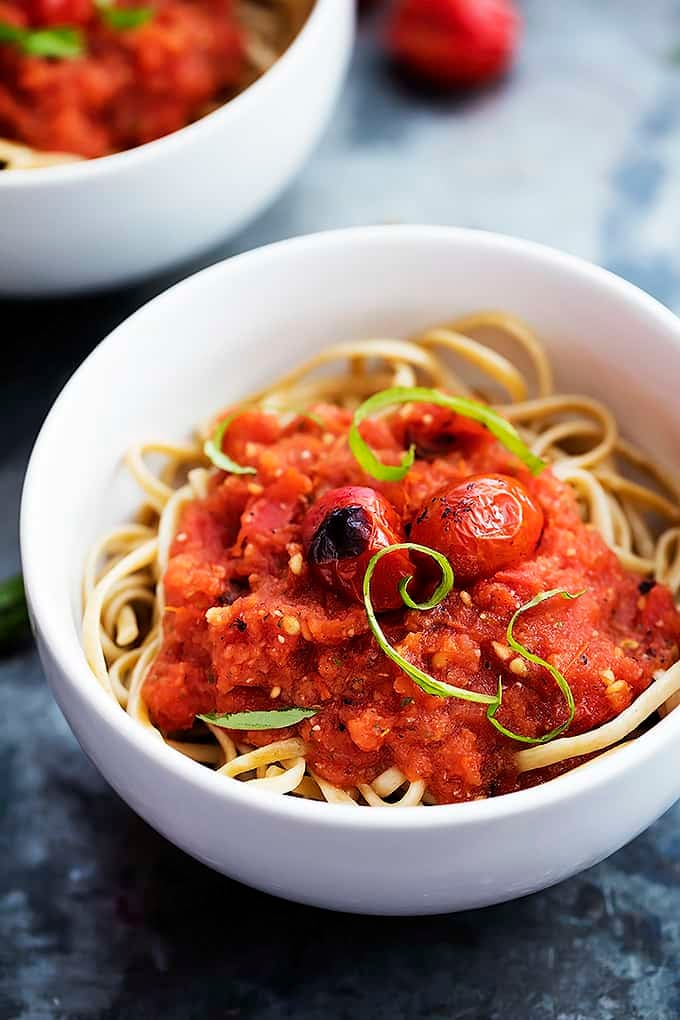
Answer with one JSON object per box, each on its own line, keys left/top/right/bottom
{"left": 0, "top": 0, "right": 353, "bottom": 297}
{"left": 21, "top": 226, "right": 680, "bottom": 915}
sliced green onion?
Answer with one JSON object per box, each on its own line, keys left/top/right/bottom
{"left": 198, "top": 707, "right": 318, "bottom": 730}
{"left": 363, "top": 543, "right": 499, "bottom": 705}
{"left": 486, "top": 588, "right": 585, "bottom": 744}
{"left": 349, "top": 386, "right": 545, "bottom": 482}
{"left": 95, "top": 0, "right": 153, "bottom": 29}
{"left": 204, "top": 412, "right": 257, "bottom": 476}
{"left": 0, "top": 22, "right": 84, "bottom": 58}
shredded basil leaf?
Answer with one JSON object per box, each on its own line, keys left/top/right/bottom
{"left": 486, "top": 588, "right": 585, "bottom": 744}
{"left": 204, "top": 412, "right": 257, "bottom": 476}
{"left": 0, "top": 22, "right": 84, "bottom": 58}
{"left": 363, "top": 543, "right": 499, "bottom": 705}
{"left": 95, "top": 0, "right": 153, "bottom": 30}
{"left": 349, "top": 386, "right": 545, "bottom": 482}
{"left": 204, "top": 406, "right": 325, "bottom": 476}
{"left": 198, "top": 707, "right": 318, "bottom": 730}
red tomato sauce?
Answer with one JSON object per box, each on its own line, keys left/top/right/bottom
{"left": 143, "top": 404, "right": 680, "bottom": 803}
{"left": 0, "top": 0, "right": 242, "bottom": 157}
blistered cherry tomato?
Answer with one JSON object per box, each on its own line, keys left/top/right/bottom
{"left": 410, "top": 473, "right": 543, "bottom": 581}
{"left": 404, "top": 404, "right": 491, "bottom": 459}
{"left": 28, "top": 0, "right": 93, "bottom": 26}
{"left": 302, "top": 486, "right": 412, "bottom": 612}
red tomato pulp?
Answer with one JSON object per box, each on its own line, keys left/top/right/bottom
{"left": 144, "top": 403, "right": 680, "bottom": 803}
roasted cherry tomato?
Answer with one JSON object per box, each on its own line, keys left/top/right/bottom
{"left": 28, "top": 0, "right": 93, "bottom": 26}
{"left": 410, "top": 473, "right": 543, "bottom": 581}
{"left": 403, "top": 404, "right": 492, "bottom": 459}
{"left": 302, "top": 486, "right": 412, "bottom": 612}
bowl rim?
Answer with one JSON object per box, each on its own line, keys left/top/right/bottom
{"left": 0, "top": 0, "right": 332, "bottom": 189}
{"left": 20, "top": 224, "right": 680, "bottom": 831}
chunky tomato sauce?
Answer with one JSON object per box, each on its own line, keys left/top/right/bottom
{"left": 143, "top": 404, "right": 680, "bottom": 803}
{"left": 0, "top": 0, "right": 242, "bottom": 157}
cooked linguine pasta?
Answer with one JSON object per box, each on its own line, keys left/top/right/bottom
{"left": 82, "top": 311, "right": 680, "bottom": 806}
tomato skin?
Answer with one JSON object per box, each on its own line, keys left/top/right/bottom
{"left": 403, "top": 404, "right": 492, "bottom": 459}
{"left": 386, "top": 0, "right": 520, "bottom": 90}
{"left": 28, "top": 0, "right": 94, "bottom": 25}
{"left": 302, "top": 486, "right": 412, "bottom": 612}
{"left": 410, "top": 473, "right": 543, "bottom": 581}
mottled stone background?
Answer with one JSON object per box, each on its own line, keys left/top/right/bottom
{"left": 2, "top": 2, "right": 680, "bottom": 1017}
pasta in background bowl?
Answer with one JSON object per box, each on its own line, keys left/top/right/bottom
{"left": 0, "top": 0, "right": 352, "bottom": 295}
{"left": 0, "top": 1, "right": 314, "bottom": 166}
{"left": 21, "top": 226, "right": 680, "bottom": 914}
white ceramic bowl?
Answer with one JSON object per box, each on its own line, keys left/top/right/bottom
{"left": 0, "top": 0, "right": 353, "bottom": 297}
{"left": 21, "top": 226, "right": 680, "bottom": 915}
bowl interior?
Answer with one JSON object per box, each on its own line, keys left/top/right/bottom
{"left": 22, "top": 226, "right": 680, "bottom": 798}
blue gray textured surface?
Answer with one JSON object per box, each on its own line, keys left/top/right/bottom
{"left": 2, "top": 2, "right": 680, "bottom": 1017}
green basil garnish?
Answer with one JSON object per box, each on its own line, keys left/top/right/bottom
{"left": 198, "top": 707, "right": 318, "bottom": 730}
{"left": 363, "top": 543, "right": 500, "bottom": 706}
{"left": 204, "top": 407, "right": 326, "bottom": 476}
{"left": 487, "top": 588, "right": 584, "bottom": 744}
{"left": 0, "top": 22, "right": 84, "bottom": 58}
{"left": 349, "top": 386, "right": 545, "bottom": 482}
{"left": 204, "top": 412, "right": 257, "bottom": 476}
{"left": 95, "top": 0, "right": 153, "bottom": 30}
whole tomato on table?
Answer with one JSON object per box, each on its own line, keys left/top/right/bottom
{"left": 385, "top": 0, "right": 520, "bottom": 89}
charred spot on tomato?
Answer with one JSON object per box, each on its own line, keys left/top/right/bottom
{"left": 216, "top": 578, "right": 249, "bottom": 606}
{"left": 308, "top": 505, "right": 372, "bottom": 564}
{"left": 440, "top": 498, "right": 475, "bottom": 523}
{"left": 406, "top": 426, "right": 458, "bottom": 459}
{"left": 233, "top": 617, "right": 247, "bottom": 632}
{"left": 404, "top": 406, "right": 493, "bottom": 461}
{"left": 638, "top": 578, "right": 656, "bottom": 595}
{"left": 302, "top": 485, "right": 412, "bottom": 611}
